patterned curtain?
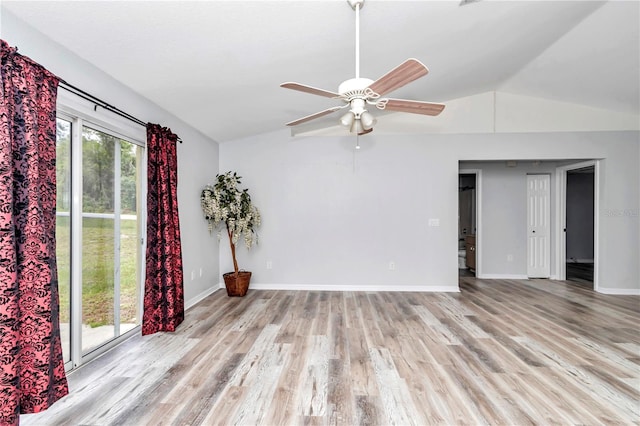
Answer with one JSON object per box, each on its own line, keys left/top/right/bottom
{"left": 0, "top": 40, "right": 68, "bottom": 425}
{"left": 142, "top": 124, "right": 184, "bottom": 335}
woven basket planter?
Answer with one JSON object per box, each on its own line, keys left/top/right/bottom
{"left": 222, "top": 271, "right": 252, "bottom": 297}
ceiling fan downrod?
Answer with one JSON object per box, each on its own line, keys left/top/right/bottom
{"left": 348, "top": 0, "right": 364, "bottom": 79}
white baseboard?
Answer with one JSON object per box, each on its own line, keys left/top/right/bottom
{"left": 183, "top": 280, "right": 639, "bottom": 304}
{"left": 476, "top": 274, "right": 529, "bottom": 280}
{"left": 223, "top": 282, "right": 460, "bottom": 293}
{"left": 185, "top": 286, "right": 219, "bottom": 310}
{"left": 596, "top": 287, "right": 640, "bottom": 296}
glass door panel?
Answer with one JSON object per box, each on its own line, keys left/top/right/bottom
{"left": 119, "top": 140, "right": 142, "bottom": 334}
{"left": 81, "top": 126, "right": 116, "bottom": 352}
{"left": 55, "top": 118, "right": 71, "bottom": 365}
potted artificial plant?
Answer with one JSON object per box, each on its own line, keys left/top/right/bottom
{"left": 201, "top": 171, "right": 261, "bottom": 297}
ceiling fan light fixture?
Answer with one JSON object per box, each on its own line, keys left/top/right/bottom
{"left": 351, "top": 118, "right": 364, "bottom": 134}
{"left": 360, "top": 111, "right": 376, "bottom": 130}
{"left": 340, "top": 111, "right": 355, "bottom": 127}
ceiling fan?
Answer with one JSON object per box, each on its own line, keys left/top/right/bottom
{"left": 280, "top": 0, "right": 445, "bottom": 136}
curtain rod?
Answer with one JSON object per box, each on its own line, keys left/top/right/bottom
{"left": 59, "top": 80, "right": 183, "bottom": 143}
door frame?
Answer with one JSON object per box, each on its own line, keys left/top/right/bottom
{"left": 459, "top": 168, "right": 482, "bottom": 278}
{"left": 554, "top": 160, "right": 599, "bottom": 289}
{"left": 58, "top": 96, "right": 147, "bottom": 371}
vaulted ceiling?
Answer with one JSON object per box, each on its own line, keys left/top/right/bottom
{"left": 3, "top": 1, "right": 639, "bottom": 143}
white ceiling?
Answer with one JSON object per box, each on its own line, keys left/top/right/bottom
{"left": 3, "top": 0, "right": 639, "bottom": 143}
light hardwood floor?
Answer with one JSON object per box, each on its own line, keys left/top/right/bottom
{"left": 22, "top": 278, "right": 640, "bottom": 425}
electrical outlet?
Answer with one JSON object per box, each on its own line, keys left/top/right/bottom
{"left": 266, "top": 260, "right": 273, "bottom": 270}
{"left": 199, "top": 267, "right": 203, "bottom": 277}
{"left": 191, "top": 270, "right": 195, "bottom": 281}
{"left": 389, "top": 261, "right": 396, "bottom": 271}
{"left": 507, "top": 254, "right": 514, "bottom": 262}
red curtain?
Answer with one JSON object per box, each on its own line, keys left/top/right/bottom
{"left": 143, "top": 124, "right": 184, "bottom": 335}
{"left": 0, "top": 40, "right": 68, "bottom": 425}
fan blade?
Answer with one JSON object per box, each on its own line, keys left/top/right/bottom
{"left": 368, "top": 58, "right": 429, "bottom": 97}
{"left": 382, "top": 99, "right": 445, "bottom": 116}
{"left": 280, "top": 82, "right": 340, "bottom": 98}
{"left": 285, "top": 106, "right": 344, "bottom": 126}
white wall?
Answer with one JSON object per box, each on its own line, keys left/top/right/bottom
{"left": 222, "top": 129, "right": 639, "bottom": 294}
{"left": 494, "top": 92, "right": 639, "bottom": 133}
{"left": 1, "top": 10, "right": 221, "bottom": 306}
{"left": 220, "top": 132, "right": 459, "bottom": 291}
{"left": 293, "top": 91, "right": 640, "bottom": 137}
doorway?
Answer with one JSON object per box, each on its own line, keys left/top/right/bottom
{"left": 555, "top": 160, "right": 599, "bottom": 289}
{"left": 566, "top": 166, "right": 595, "bottom": 284}
{"left": 459, "top": 170, "right": 481, "bottom": 277}
{"left": 56, "top": 114, "right": 145, "bottom": 371}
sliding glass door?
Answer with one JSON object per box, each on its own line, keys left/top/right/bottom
{"left": 55, "top": 114, "right": 145, "bottom": 369}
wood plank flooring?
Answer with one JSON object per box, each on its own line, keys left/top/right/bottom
{"left": 22, "top": 278, "right": 640, "bottom": 425}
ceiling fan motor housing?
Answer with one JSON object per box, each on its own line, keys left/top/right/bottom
{"left": 338, "top": 77, "right": 374, "bottom": 97}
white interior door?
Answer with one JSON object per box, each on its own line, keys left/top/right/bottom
{"left": 527, "top": 174, "right": 551, "bottom": 278}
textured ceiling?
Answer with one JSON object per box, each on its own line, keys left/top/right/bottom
{"left": 2, "top": 1, "right": 638, "bottom": 143}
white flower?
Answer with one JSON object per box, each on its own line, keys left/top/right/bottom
{"left": 201, "top": 171, "right": 261, "bottom": 252}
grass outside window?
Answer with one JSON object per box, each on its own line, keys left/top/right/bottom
{"left": 56, "top": 216, "right": 139, "bottom": 327}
